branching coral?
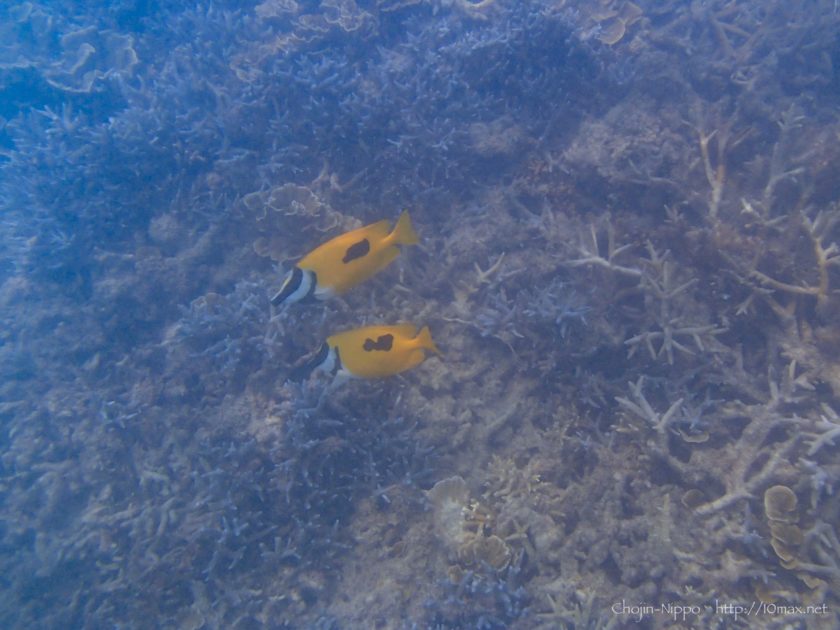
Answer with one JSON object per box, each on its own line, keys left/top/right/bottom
{"left": 695, "top": 121, "right": 731, "bottom": 223}
{"left": 745, "top": 106, "right": 811, "bottom": 220}
{"left": 563, "top": 218, "right": 643, "bottom": 279}
{"left": 749, "top": 208, "right": 840, "bottom": 309}
{"left": 805, "top": 404, "right": 840, "bottom": 456}
{"left": 616, "top": 376, "right": 684, "bottom": 448}
{"left": 798, "top": 521, "right": 840, "bottom": 591}
{"left": 3, "top": 0, "right": 840, "bottom": 627}
{"left": 692, "top": 408, "right": 799, "bottom": 517}
{"left": 564, "top": 219, "right": 726, "bottom": 365}
{"left": 626, "top": 244, "right": 727, "bottom": 364}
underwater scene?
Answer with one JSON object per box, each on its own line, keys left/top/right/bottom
{"left": 2, "top": 0, "right": 840, "bottom": 628}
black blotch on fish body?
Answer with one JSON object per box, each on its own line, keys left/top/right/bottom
{"left": 363, "top": 334, "right": 394, "bottom": 352}
{"left": 342, "top": 239, "right": 370, "bottom": 263}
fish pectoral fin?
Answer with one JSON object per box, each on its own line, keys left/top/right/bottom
{"left": 392, "top": 323, "right": 419, "bottom": 338}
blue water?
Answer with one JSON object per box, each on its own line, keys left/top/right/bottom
{"left": 2, "top": 1, "right": 840, "bottom": 628}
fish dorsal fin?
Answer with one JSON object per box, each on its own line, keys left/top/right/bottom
{"left": 392, "top": 323, "right": 420, "bottom": 340}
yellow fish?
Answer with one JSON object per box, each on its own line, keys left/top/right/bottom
{"left": 272, "top": 210, "right": 419, "bottom": 306}
{"left": 305, "top": 324, "right": 441, "bottom": 380}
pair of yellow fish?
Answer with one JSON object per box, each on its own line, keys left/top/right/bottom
{"left": 275, "top": 211, "right": 440, "bottom": 381}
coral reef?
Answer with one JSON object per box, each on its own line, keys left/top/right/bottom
{"left": 2, "top": 0, "right": 840, "bottom": 627}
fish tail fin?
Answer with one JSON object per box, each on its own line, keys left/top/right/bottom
{"left": 416, "top": 325, "right": 441, "bottom": 356}
{"left": 390, "top": 210, "right": 419, "bottom": 246}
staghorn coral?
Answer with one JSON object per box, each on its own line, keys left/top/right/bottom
{"left": 562, "top": 217, "right": 727, "bottom": 366}
{"left": 749, "top": 208, "right": 840, "bottom": 311}
{"left": 4, "top": 0, "right": 840, "bottom": 627}
{"left": 624, "top": 244, "right": 727, "bottom": 365}
{"left": 615, "top": 375, "right": 684, "bottom": 454}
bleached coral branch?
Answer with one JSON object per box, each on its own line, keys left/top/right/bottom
{"left": 750, "top": 208, "right": 840, "bottom": 306}
{"left": 616, "top": 376, "right": 684, "bottom": 438}
{"left": 695, "top": 403, "right": 800, "bottom": 517}
{"left": 806, "top": 404, "right": 840, "bottom": 456}
{"left": 625, "top": 324, "right": 726, "bottom": 365}
{"left": 563, "top": 220, "right": 642, "bottom": 278}
{"left": 626, "top": 245, "right": 727, "bottom": 364}
{"left": 766, "top": 360, "right": 815, "bottom": 408}
{"left": 759, "top": 107, "right": 808, "bottom": 214}
{"left": 698, "top": 127, "right": 727, "bottom": 221}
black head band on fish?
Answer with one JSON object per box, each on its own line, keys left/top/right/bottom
{"left": 290, "top": 341, "right": 340, "bottom": 381}
{"left": 271, "top": 267, "right": 317, "bottom": 306}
